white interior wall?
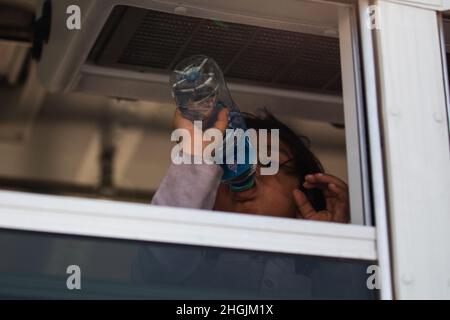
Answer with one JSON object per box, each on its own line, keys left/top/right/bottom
{"left": 0, "top": 91, "right": 348, "bottom": 194}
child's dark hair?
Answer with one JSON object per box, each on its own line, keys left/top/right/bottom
{"left": 242, "top": 109, "right": 326, "bottom": 211}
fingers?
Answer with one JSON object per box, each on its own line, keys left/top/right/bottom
{"left": 174, "top": 107, "right": 229, "bottom": 134}
{"left": 173, "top": 108, "right": 181, "bottom": 127}
{"left": 300, "top": 173, "right": 350, "bottom": 223}
{"left": 304, "top": 173, "right": 348, "bottom": 199}
{"left": 293, "top": 189, "right": 334, "bottom": 222}
{"left": 328, "top": 183, "right": 349, "bottom": 203}
{"left": 173, "top": 108, "right": 184, "bottom": 124}
{"left": 214, "top": 108, "right": 229, "bottom": 134}
{"left": 173, "top": 108, "right": 194, "bottom": 131}
{"left": 307, "top": 211, "right": 333, "bottom": 222}
{"left": 293, "top": 189, "right": 317, "bottom": 220}
{"left": 304, "top": 181, "right": 348, "bottom": 203}
{"left": 305, "top": 173, "right": 347, "bottom": 189}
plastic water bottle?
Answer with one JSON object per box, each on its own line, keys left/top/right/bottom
{"left": 170, "top": 55, "right": 256, "bottom": 192}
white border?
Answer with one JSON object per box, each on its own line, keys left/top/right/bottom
{"left": 0, "top": 190, "right": 376, "bottom": 261}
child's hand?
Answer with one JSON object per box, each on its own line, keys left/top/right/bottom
{"left": 173, "top": 108, "right": 229, "bottom": 158}
{"left": 293, "top": 173, "right": 350, "bottom": 223}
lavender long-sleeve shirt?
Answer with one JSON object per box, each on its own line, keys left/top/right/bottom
{"left": 151, "top": 163, "right": 223, "bottom": 209}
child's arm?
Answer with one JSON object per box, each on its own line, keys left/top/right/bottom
{"left": 151, "top": 108, "right": 228, "bottom": 209}
{"left": 151, "top": 163, "right": 223, "bottom": 210}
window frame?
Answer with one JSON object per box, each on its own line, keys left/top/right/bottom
{"left": 356, "top": 0, "right": 393, "bottom": 300}
{"left": 0, "top": 190, "right": 376, "bottom": 261}
{"left": 338, "top": 5, "right": 372, "bottom": 226}
{"left": 0, "top": 0, "right": 388, "bottom": 299}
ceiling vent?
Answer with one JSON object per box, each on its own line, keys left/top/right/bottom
{"left": 37, "top": 0, "right": 344, "bottom": 123}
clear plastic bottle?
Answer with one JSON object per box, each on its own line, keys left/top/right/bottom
{"left": 170, "top": 55, "right": 256, "bottom": 192}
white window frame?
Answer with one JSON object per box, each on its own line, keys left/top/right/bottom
{"left": 356, "top": 0, "right": 394, "bottom": 301}
{"left": 439, "top": 13, "right": 450, "bottom": 131}
{"left": 0, "top": 0, "right": 388, "bottom": 298}
{"left": 0, "top": 190, "right": 375, "bottom": 260}
{"left": 339, "top": 5, "right": 372, "bottom": 226}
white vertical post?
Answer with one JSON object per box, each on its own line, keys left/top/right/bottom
{"left": 374, "top": 0, "right": 450, "bottom": 299}
{"left": 338, "top": 7, "right": 369, "bottom": 225}
{"left": 358, "top": 0, "right": 394, "bottom": 300}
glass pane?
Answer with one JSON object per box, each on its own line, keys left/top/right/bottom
{"left": 0, "top": 228, "right": 378, "bottom": 299}
{"left": 0, "top": 2, "right": 364, "bottom": 223}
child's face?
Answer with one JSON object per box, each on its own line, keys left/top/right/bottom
{"left": 213, "top": 143, "right": 300, "bottom": 218}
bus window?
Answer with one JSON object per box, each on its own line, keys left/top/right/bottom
{"left": 0, "top": 0, "right": 379, "bottom": 300}
{"left": 0, "top": 2, "right": 370, "bottom": 225}
{"left": 0, "top": 228, "right": 377, "bottom": 300}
